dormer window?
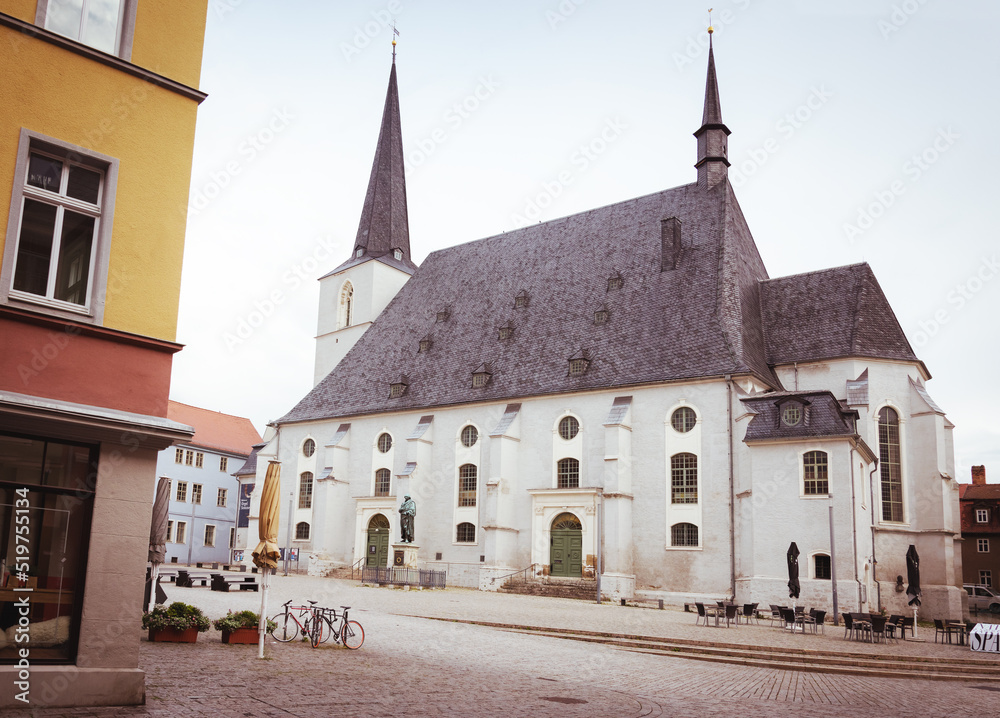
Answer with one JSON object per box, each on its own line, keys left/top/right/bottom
{"left": 607, "top": 273, "right": 623, "bottom": 291}
{"left": 782, "top": 404, "right": 802, "bottom": 427}
{"left": 514, "top": 290, "right": 529, "bottom": 309}
{"left": 472, "top": 364, "right": 492, "bottom": 388}
{"left": 594, "top": 309, "right": 609, "bottom": 325}
{"left": 436, "top": 309, "right": 450, "bottom": 323}
{"left": 389, "top": 379, "right": 408, "bottom": 398}
{"left": 498, "top": 323, "right": 514, "bottom": 341}
{"left": 418, "top": 337, "right": 432, "bottom": 353}
{"left": 355, "top": 248, "right": 364, "bottom": 258}
{"left": 569, "top": 359, "right": 589, "bottom": 376}
{"left": 393, "top": 249, "right": 403, "bottom": 260}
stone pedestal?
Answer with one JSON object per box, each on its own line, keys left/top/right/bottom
{"left": 392, "top": 543, "right": 419, "bottom": 569}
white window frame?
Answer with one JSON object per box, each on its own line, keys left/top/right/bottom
{"left": 204, "top": 524, "right": 216, "bottom": 548}
{"left": 811, "top": 552, "right": 832, "bottom": 580}
{"left": 229, "top": 527, "right": 236, "bottom": 549}
{"left": 195, "top": 452, "right": 204, "bottom": 468}
{"left": 338, "top": 280, "right": 354, "bottom": 328}
{"left": 981, "top": 570, "right": 993, "bottom": 588}
{"left": 174, "top": 448, "right": 183, "bottom": 464}
{"left": 978, "top": 538, "right": 990, "bottom": 553}
{"left": 217, "top": 488, "right": 227, "bottom": 508}
{"left": 36, "top": 0, "right": 138, "bottom": 60}
{"left": 1, "top": 130, "right": 118, "bottom": 323}
{"left": 175, "top": 520, "right": 187, "bottom": 545}
{"left": 977, "top": 508, "right": 989, "bottom": 524}
{"left": 295, "top": 521, "right": 310, "bottom": 540}
{"left": 191, "top": 483, "right": 202, "bottom": 505}
{"left": 800, "top": 449, "right": 830, "bottom": 498}
{"left": 166, "top": 519, "right": 174, "bottom": 543}
{"left": 219, "top": 456, "right": 228, "bottom": 472}
{"left": 175, "top": 481, "right": 188, "bottom": 503}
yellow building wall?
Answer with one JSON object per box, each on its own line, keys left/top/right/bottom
{"left": 0, "top": 7, "right": 206, "bottom": 342}
{"left": 131, "top": 1, "right": 208, "bottom": 89}
{"left": 1, "top": 0, "right": 34, "bottom": 22}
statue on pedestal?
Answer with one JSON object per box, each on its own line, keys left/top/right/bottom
{"left": 398, "top": 495, "right": 416, "bottom": 543}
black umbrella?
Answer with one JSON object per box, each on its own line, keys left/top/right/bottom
{"left": 787, "top": 542, "right": 800, "bottom": 600}
{"left": 906, "top": 544, "right": 921, "bottom": 607}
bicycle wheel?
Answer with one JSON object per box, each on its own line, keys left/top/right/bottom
{"left": 309, "top": 615, "right": 326, "bottom": 648}
{"left": 341, "top": 620, "right": 364, "bottom": 650}
{"left": 270, "top": 613, "right": 298, "bottom": 642}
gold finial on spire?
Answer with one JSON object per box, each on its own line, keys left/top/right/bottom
{"left": 392, "top": 22, "right": 399, "bottom": 63}
{"left": 708, "top": 7, "right": 714, "bottom": 34}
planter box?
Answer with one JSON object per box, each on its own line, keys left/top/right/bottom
{"left": 148, "top": 627, "right": 199, "bottom": 643}
{"left": 221, "top": 627, "right": 260, "bottom": 644}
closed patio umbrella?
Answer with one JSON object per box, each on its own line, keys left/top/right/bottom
{"left": 253, "top": 460, "right": 281, "bottom": 658}
{"left": 787, "top": 542, "right": 801, "bottom": 601}
{"left": 147, "top": 476, "right": 170, "bottom": 613}
{"left": 906, "top": 544, "right": 921, "bottom": 640}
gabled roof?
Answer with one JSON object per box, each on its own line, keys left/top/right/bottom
{"left": 760, "top": 263, "right": 921, "bottom": 369}
{"left": 960, "top": 484, "right": 1000, "bottom": 501}
{"left": 279, "top": 179, "right": 780, "bottom": 425}
{"left": 166, "top": 401, "right": 261, "bottom": 456}
{"left": 232, "top": 442, "right": 265, "bottom": 477}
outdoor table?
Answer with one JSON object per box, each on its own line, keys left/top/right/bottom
{"left": 703, "top": 605, "right": 723, "bottom": 627}
{"left": 852, "top": 616, "right": 872, "bottom": 642}
{"left": 946, "top": 622, "right": 967, "bottom": 646}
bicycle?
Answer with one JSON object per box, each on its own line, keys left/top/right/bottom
{"left": 270, "top": 599, "right": 321, "bottom": 643}
{"left": 309, "top": 605, "right": 365, "bottom": 650}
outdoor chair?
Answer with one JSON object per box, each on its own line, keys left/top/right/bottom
{"left": 811, "top": 610, "right": 826, "bottom": 635}
{"left": 742, "top": 603, "right": 759, "bottom": 625}
{"left": 933, "top": 619, "right": 949, "bottom": 643}
{"left": 768, "top": 604, "right": 783, "bottom": 628}
{"left": 885, "top": 616, "right": 902, "bottom": 643}
{"left": 780, "top": 608, "right": 800, "bottom": 633}
{"left": 870, "top": 615, "right": 888, "bottom": 643}
{"left": 695, "top": 602, "right": 707, "bottom": 626}
{"left": 842, "top": 613, "right": 854, "bottom": 640}
{"left": 899, "top": 615, "right": 914, "bottom": 639}
{"left": 723, "top": 603, "right": 739, "bottom": 627}
{"left": 850, "top": 613, "right": 871, "bottom": 642}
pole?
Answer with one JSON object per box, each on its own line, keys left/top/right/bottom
{"left": 829, "top": 494, "right": 839, "bottom": 625}
{"left": 595, "top": 494, "right": 602, "bottom": 604}
{"left": 257, "top": 568, "right": 269, "bottom": 659}
{"left": 283, "top": 496, "right": 293, "bottom": 576}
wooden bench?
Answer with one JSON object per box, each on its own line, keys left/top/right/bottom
{"left": 210, "top": 574, "right": 259, "bottom": 592}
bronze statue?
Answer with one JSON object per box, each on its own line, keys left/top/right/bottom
{"left": 398, "top": 495, "right": 416, "bottom": 543}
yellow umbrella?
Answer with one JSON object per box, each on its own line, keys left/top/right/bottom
{"left": 253, "top": 460, "right": 281, "bottom": 658}
{"left": 252, "top": 460, "right": 281, "bottom": 569}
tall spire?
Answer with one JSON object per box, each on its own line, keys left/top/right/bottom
{"left": 352, "top": 55, "right": 414, "bottom": 270}
{"left": 693, "top": 30, "right": 731, "bottom": 189}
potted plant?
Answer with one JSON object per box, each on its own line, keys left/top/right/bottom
{"left": 212, "top": 610, "right": 276, "bottom": 644}
{"left": 143, "top": 601, "right": 210, "bottom": 643}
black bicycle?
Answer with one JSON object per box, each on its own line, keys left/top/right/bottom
{"left": 309, "top": 605, "right": 364, "bottom": 650}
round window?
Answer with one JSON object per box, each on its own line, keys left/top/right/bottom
{"left": 377, "top": 433, "right": 392, "bottom": 453}
{"left": 558, "top": 416, "right": 580, "bottom": 441}
{"left": 670, "top": 407, "right": 696, "bottom": 433}
{"left": 782, "top": 406, "right": 802, "bottom": 426}
{"left": 302, "top": 439, "right": 315, "bottom": 457}
{"left": 461, "top": 425, "right": 479, "bottom": 448}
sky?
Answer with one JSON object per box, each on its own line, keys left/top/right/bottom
{"left": 170, "top": 0, "right": 1000, "bottom": 479}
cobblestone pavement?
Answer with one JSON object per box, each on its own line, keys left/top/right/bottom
{"left": 8, "top": 574, "right": 1000, "bottom": 717}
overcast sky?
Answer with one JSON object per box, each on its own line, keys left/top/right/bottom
{"left": 170, "top": 0, "right": 1000, "bottom": 479}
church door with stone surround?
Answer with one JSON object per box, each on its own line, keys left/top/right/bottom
{"left": 550, "top": 513, "right": 583, "bottom": 577}
{"left": 366, "top": 514, "right": 389, "bottom": 567}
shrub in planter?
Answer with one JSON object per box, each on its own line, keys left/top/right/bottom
{"left": 213, "top": 610, "right": 276, "bottom": 644}
{"left": 143, "top": 602, "right": 210, "bottom": 642}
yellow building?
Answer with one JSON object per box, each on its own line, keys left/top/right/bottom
{"left": 0, "top": 1, "right": 208, "bottom": 707}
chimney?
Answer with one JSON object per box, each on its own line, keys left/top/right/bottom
{"left": 972, "top": 465, "right": 986, "bottom": 485}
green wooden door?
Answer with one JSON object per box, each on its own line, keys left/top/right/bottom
{"left": 550, "top": 513, "right": 583, "bottom": 577}
{"left": 366, "top": 514, "right": 390, "bottom": 567}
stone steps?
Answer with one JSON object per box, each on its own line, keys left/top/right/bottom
{"left": 499, "top": 578, "right": 598, "bottom": 602}
{"left": 428, "top": 618, "right": 1000, "bottom": 682}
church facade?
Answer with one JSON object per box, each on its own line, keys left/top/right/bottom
{"left": 252, "top": 42, "right": 964, "bottom": 617}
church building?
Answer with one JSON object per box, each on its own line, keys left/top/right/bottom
{"left": 255, "top": 38, "right": 964, "bottom": 617}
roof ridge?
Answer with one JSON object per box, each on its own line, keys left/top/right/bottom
{"left": 760, "top": 262, "right": 870, "bottom": 284}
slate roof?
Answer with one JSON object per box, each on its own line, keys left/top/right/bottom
{"left": 325, "top": 61, "right": 416, "bottom": 277}
{"left": 741, "top": 390, "right": 862, "bottom": 443}
{"left": 760, "top": 263, "right": 920, "bottom": 368}
{"left": 279, "top": 178, "right": 781, "bottom": 424}
{"left": 232, "top": 442, "right": 265, "bottom": 477}
{"left": 166, "top": 401, "right": 261, "bottom": 456}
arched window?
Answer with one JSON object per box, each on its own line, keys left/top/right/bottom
{"left": 557, "top": 458, "right": 579, "bottom": 489}
{"left": 814, "top": 553, "right": 831, "bottom": 580}
{"left": 295, "top": 522, "right": 310, "bottom": 540}
{"left": 456, "top": 522, "right": 476, "bottom": 543}
{"left": 671, "top": 522, "right": 698, "bottom": 547}
{"left": 458, "top": 464, "right": 477, "bottom": 506}
{"left": 298, "top": 472, "right": 313, "bottom": 509}
{"left": 878, "top": 407, "right": 903, "bottom": 522}
{"left": 338, "top": 281, "right": 354, "bottom": 328}
{"left": 374, "top": 468, "right": 391, "bottom": 497}
{"left": 803, "top": 451, "right": 828, "bottom": 495}
{"left": 302, "top": 438, "right": 315, "bottom": 457}
{"left": 670, "top": 453, "right": 698, "bottom": 504}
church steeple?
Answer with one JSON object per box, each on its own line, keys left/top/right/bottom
{"left": 352, "top": 58, "right": 414, "bottom": 270}
{"left": 693, "top": 31, "right": 731, "bottom": 189}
